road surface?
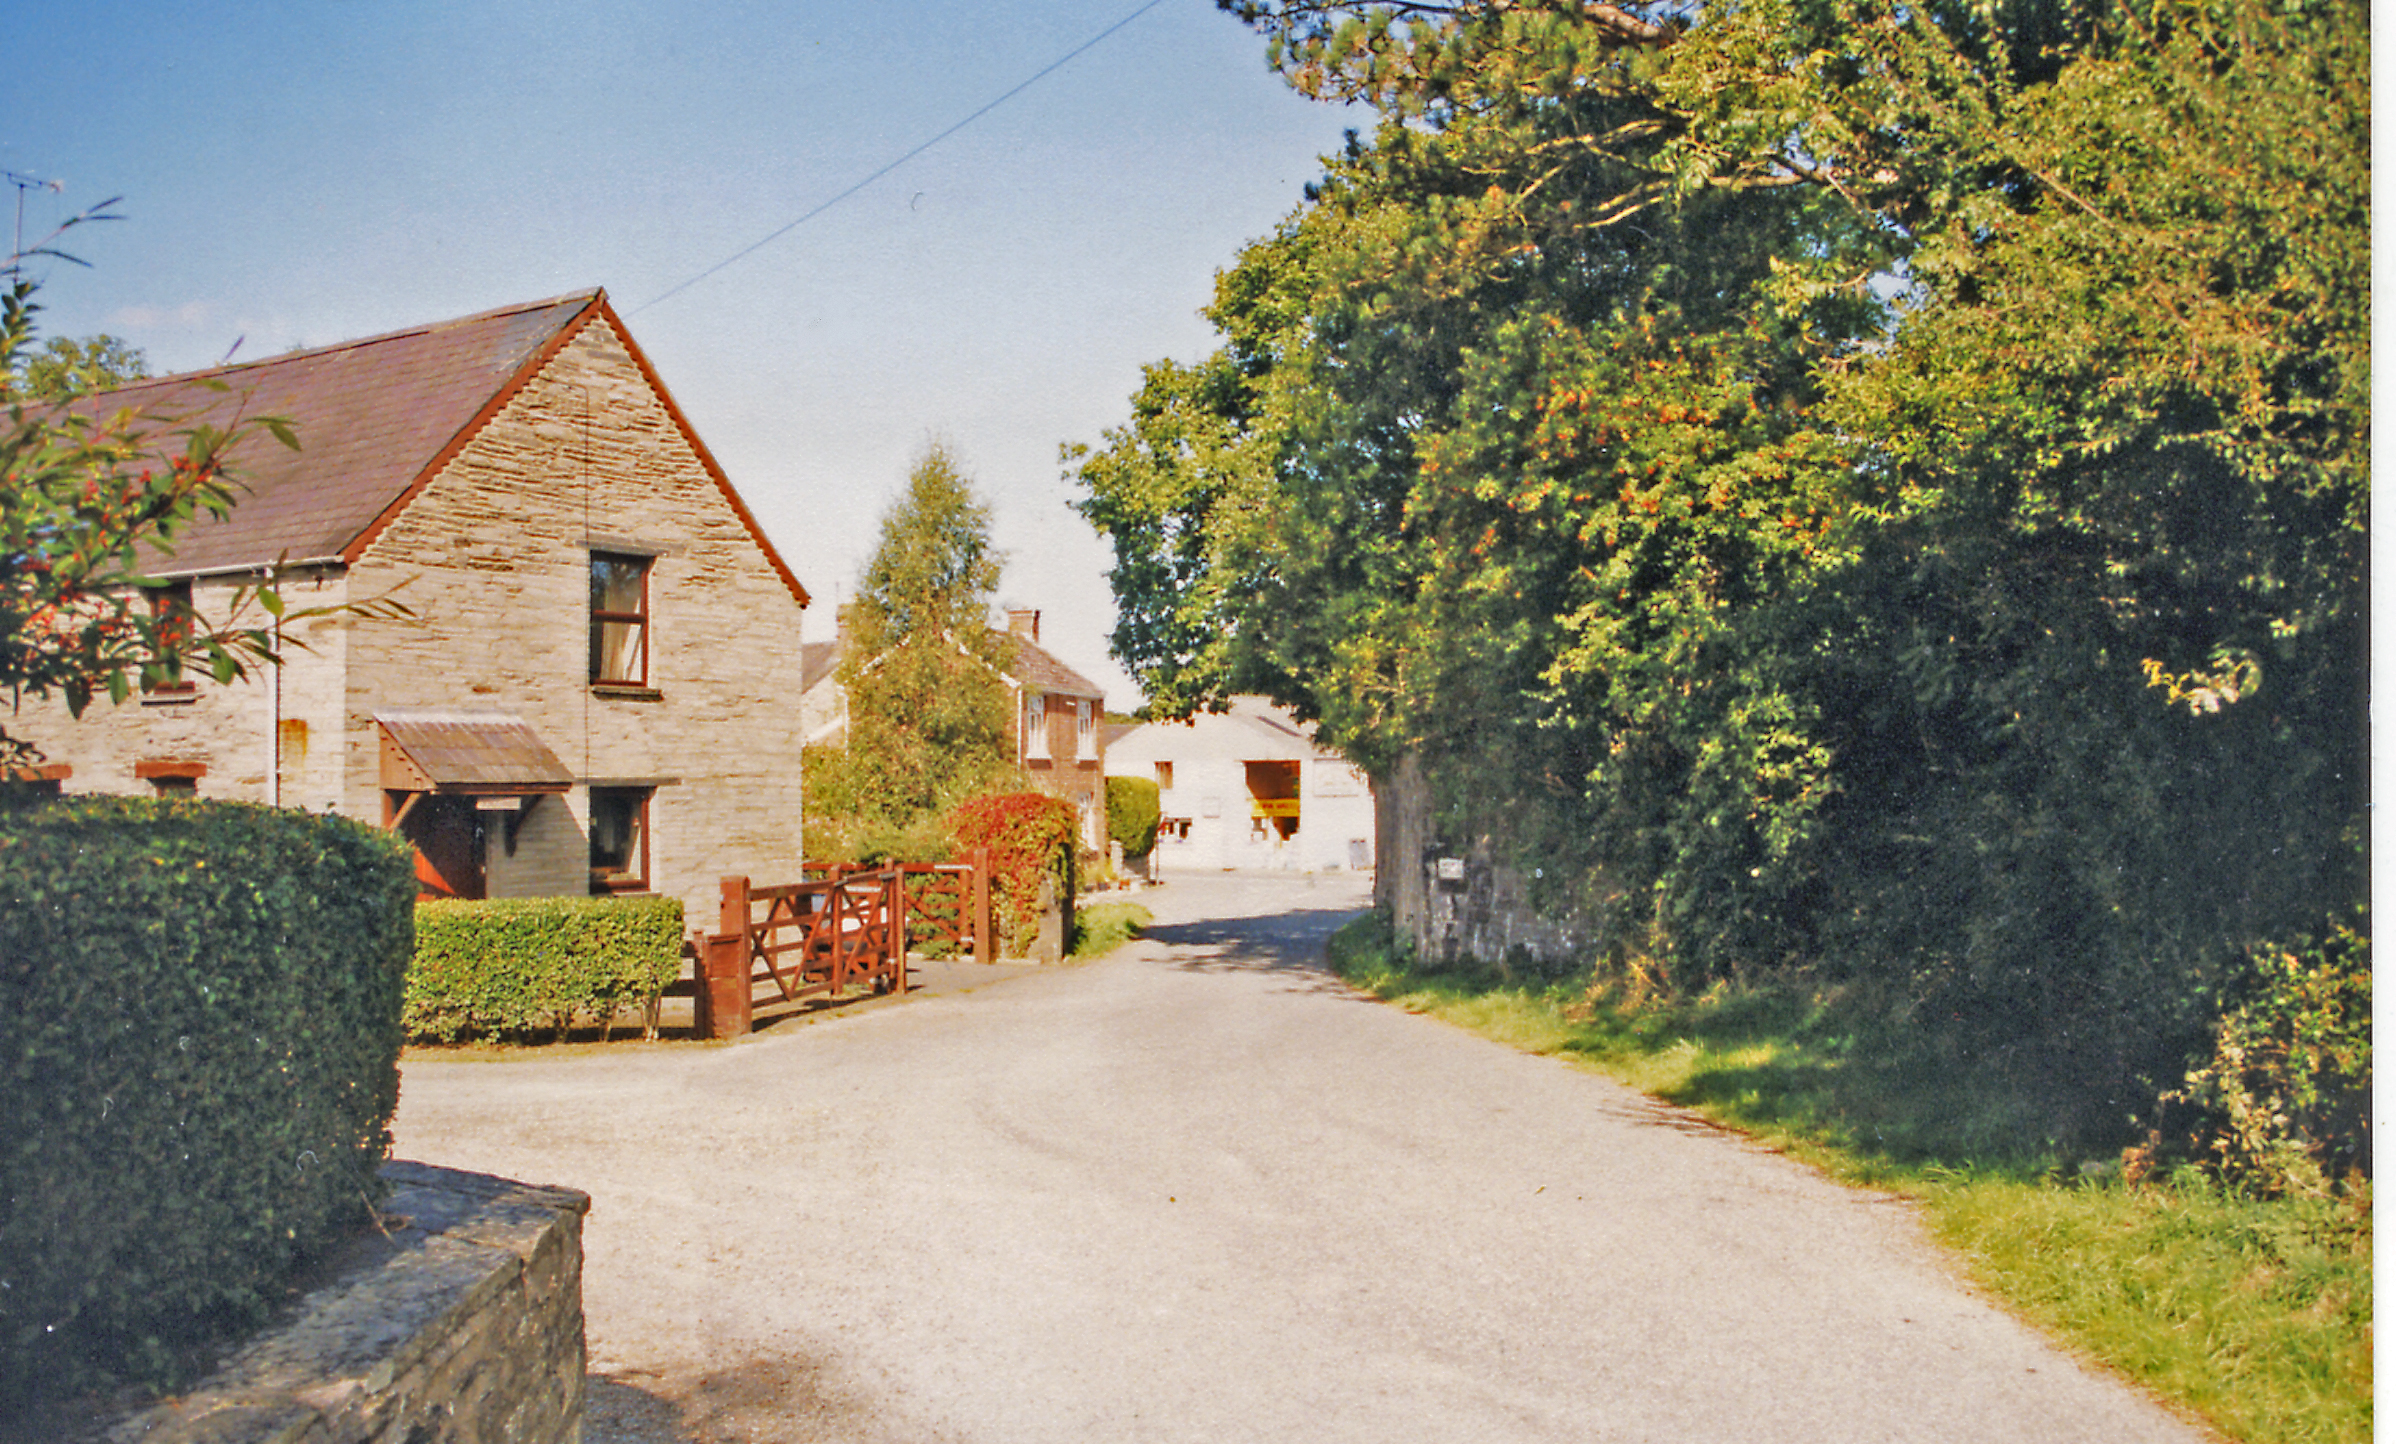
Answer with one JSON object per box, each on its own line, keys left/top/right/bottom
{"left": 390, "top": 870, "right": 2210, "bottom": 1443}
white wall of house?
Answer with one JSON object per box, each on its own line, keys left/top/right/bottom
{"left": 1106, "top": 699, "right": 1375, "bottom": 874}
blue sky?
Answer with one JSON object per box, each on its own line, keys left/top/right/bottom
{"left": 5, "top": 0, "right": 1362, "bottom": 704}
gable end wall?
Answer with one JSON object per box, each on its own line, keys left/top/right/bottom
{"left": 344, "top": 315, "right": 809, "bottom": 920}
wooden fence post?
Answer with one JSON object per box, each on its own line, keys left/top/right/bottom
{"left": 703, "top": 874, "right": 753, "bottom": 1039}
{"left": 971, "top": 846, "right": 993, "bottom": 965}
{"left": 688, "top": 932, "right": 712, "bottom": 1039}
{"left": 1060, "top": 845, "right": 1076, "bottom": 962}
{"left": 886, "top": 865, "right": 910, "bottom": 994}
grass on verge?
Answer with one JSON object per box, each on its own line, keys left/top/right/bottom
{"left": 1324, "top": 917, "right": 2370, "bottom": 1444}
{"left": 1071, "top": 901, "right": 1152, "bottom": 960}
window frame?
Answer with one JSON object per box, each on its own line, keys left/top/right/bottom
{"left": 1025, "top": 693, "right": 1050, "bottom": 761}
{"left": 588, "top": 785, "right": 654, "bottom": 894}
{"left": 143, "top": 579, "right": 199, "bottom": 698}
{"left": 589, "top": 552, "right": 653, "bottom": 687}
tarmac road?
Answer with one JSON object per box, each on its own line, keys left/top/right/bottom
{"left": 389, "top": 870, "right": 2212, "bottom": 1444}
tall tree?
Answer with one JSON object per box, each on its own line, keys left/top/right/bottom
{"left": 847, "top": 442, "right": 1007, "bottom": 656}
{"left": 1075, "top": 0, "right": 2366, "bottom": 1137}
{"left": 9, "top": 330, "right": 147, "bottom": 400}
{"left": 806, "top": 444, "right": 1019, "bottom": 860}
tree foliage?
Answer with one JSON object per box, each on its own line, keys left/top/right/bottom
{"left": 805, "top": 444, "right": 1021, "bottom": 861}
{"left": 0, "top": 277, "right": 305, "bottom": 762}
{"left": 1072, "top": 0, "right": 2366, "bottom": 1147}
{"left": 10, "top": 330, "right": 148, "bottom": 400}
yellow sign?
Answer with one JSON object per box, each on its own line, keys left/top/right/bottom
{"left": 1250, "top": 798, "right": 1301, "bottom": 818}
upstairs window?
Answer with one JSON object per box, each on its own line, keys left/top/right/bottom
{"left": 1075, "top": 699, "right": 1095, "bottom": 759}
{"left": 1155, "top": 761, "right": 1174, "bottom": 792}
{"left": 590, "top": 553, "right": 651, "bottom": 685}
{"left": 1025, "top": 694, "right": 1049, "bottom": 760}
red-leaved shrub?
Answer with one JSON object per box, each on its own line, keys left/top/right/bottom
{"left": 949, "top": 792, "right": 1076, "bottom": 956}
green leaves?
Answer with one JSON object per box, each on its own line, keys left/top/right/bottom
{"left": 0, "top": 278, "right": 319, "bottom": 761}
{"left": 0, "top": 798, "right": 414, "bottom": 1404}
{"left": 809, "top": 444, "right": 1019, "bottom": 858}
{"left": 1084, "top": 0, "right": 2364, "bottom": 1141}
{"left": 1106, "top": 775, "right": 1163, "bottom": 859}
{"left": 406, "top": 894, "right": 684, "bottom": 1043}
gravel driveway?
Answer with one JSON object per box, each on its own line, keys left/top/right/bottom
{"left": 389, "top": 870, "right": 2210, "bottom": 1443}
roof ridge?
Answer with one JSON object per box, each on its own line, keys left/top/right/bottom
{"left": 100, "top": 288, "right": 606, "bottom": 393}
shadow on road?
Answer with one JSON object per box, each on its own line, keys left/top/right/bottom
{"left": 584, "top": 1357, "right": 947, "bottom": 1444}
{"left": 1138, "top": 904, "right": 1376, "bottom": 996}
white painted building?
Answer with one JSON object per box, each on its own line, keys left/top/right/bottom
{"left": 1105, "top": 697, "right": 1375, "bottom": 873}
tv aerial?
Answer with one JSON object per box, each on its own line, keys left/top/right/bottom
{"left": 4, "top": 170, "right": 66, "bottom": 273}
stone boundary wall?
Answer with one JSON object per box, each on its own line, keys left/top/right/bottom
{"left": 96, "top": 1162, "right": 590, "bottom": 1444}
{"left": 1373, "top": 753, "right": 1599, "bottom": 972}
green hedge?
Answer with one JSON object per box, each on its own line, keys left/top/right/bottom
{"left": 1106, "top": 775, "right": 1161, "bottom": 860}
{"left": 407, "top": 893, "right": 684, "bottom": 1042}
{"left": 0, "top": 797, "right": 416, "bottom": 1405}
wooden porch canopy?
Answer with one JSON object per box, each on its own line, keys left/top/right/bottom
{"left": 377, "top": 709, "right": 574, "bottom": 841}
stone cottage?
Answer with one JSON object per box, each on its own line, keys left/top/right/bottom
{"left": 1104, "top": 696, "right": 1374, "bottom": 873}
{"left": 798, "top": 607, "right": 1109, "bottom": 853}
{"left": 2, "top": 289, "right": 813, "bottom": 922}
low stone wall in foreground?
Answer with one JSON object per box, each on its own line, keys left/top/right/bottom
{"left": 100, "top": 1161, "right": 590, "bottom": 1444}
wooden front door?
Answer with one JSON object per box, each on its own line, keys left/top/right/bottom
{"left": 401, "top": 795, "right": 486, "bottom": 900}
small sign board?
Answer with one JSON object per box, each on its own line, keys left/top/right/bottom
{"left": 1434, "top": 857, "right": 1467, "bottom": 882}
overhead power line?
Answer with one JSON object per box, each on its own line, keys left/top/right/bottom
{"left": 634, "top": 0, "right": 1173, "bottom": 315}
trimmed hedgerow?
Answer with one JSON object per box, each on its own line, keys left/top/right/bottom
{"left": 949, "top": 791, "right": 1076, "bottom": 956}
{"left": 1106, "top": 775, "right": 1161, "bottom": 861}
{"left": 407, "top": 893, "right": 684, "bottom": 1042}
{"left": 0, "top": 796, "right": 416, "bottom": 1407}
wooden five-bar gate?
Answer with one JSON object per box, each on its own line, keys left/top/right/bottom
{"left": 689, "top": 850, "right": 993, "bottom": 1038}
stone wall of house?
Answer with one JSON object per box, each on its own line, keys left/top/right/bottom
{"left": 94, "top": 1162, "right": 589, "bottom": 1444}
{"left": 10, "top": 311, "right": 812, "bottom": 922}
{"left": 342, "top": 313, "right": 812, "bottom": 922}
{"left": 1374, "top": 752, "right": 1597, "bottom": 971}
{"left": 2, "top": 567, "right": 353, "bottom": 810}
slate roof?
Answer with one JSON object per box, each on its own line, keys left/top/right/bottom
{"left": 1004, "top": 632, "right": 1104, "bottom": 700}
{"left": 377, "top": 709, "right": 574, "bottom": 793}
{"left": 804, "top": 622, "right": 1106, "bottom": 702}
{"left": 799, "top": 638, "right": 840, "bottom": 692}
{"left": 96, "top": 292, "right": 595, "bottom": 574}
{"left": 1107, "top": 696, "right": 1347, "bottom": 764}
{"left": 92, "top": 290, "right": 807, "bottom": 605}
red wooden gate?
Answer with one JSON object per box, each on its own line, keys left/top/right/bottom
{"left": 691, "top": 849, "right": 992, "bottom": 1038}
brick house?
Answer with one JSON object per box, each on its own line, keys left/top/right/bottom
{"left": 2, "top": 290, "right": 813, "bottom": 922}
{"left": 798, "top": 607, "right": 1108, "bottom": 852}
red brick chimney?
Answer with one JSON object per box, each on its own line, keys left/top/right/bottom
{"left": 1006, "top": 608, "right": 1040, "bottom": 643}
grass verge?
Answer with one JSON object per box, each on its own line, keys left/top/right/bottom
{"left": 1072, "top": 901, "right": 1153, "bottom": 960}
{"left": 1324, "top": 916, "right": 2370, "bottom": 1444}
